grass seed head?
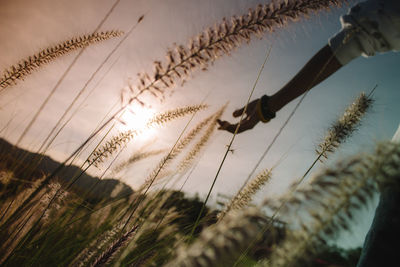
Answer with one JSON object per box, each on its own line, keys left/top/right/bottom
{"left": 0, "top": 30, "right": 123, "bottom": 90}
{"left": 126, "top": 0, "right": 345, "bottom": 103}
{"left": 317, "top": 92, "right": 373, "bottom": 160}
{"left": 177, "top": 104, "right": 227, "bottom": 173}
{"left": 88, "top": 104, "right": 208, "bottom": 168}
{"left": 219, "top": 168, "right": 272, "bottom": 219}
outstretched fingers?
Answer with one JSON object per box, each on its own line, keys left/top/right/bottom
{"left": 232, "top": 99, "right": 258, "bottom": 117}
{"left": 217, "top": 98, "right": 261, "bottom": 134}
{"left": 232, "top": 107, "right": 245, "bottom": 117}
{"left": 217, "top": 119, "right": 236, "bottom": 133}
{"left": 217, "top": 118, "right": 256, "bottom": 134}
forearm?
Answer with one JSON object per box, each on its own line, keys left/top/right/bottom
{"left": 268, "top": 45, "right": 342, "bottom": 113}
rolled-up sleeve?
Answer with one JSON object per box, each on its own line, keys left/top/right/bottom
{"left": 329, "top": 0, "right": 400, "bottom": 65}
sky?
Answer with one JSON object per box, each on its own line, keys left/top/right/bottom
{"left": 0, "top": 0, "right": 399, "bottom": 249}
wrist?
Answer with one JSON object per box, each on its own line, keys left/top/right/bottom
{"left": 256, "top": 95, "right": 276, "bottom": 123}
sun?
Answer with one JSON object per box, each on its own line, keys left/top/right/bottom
{"left": 119, "top": 105, "right": 157, "bottom": 140}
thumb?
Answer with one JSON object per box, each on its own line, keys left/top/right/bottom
{"left": 232, "top": 106, "right": 245, "bottom": 118}
{"left": 216, "top": 119, "right": 227, "bottom": 129}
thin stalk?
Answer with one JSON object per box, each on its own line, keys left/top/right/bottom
{"left": 15, "top": 0, "right": 122, "bottom": 146}
{"left": 188, "top": 45, "right": 272, "bottom": 240}
{"left": 0, "top": 106, "right": 124, "bottom": 236}
{"left": 0, "top": 200, "right": 13, "bottom": 223}
{"left": 38, "top": 14, "right": 145, "bottom": 155}
{"left": 40, "top": 55, "right": 122, "bottom": 156}
{"left": 117, "top": 93, "right": 211, "bottom": 233}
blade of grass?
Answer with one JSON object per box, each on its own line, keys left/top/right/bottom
{"left": 188, "top": 44, "right": 272, "bottom": 240}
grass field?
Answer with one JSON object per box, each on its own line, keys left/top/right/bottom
{"left": 1, "top": 0, "right": 399, "bottom": 266}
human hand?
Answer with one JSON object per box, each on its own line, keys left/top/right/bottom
{"left": 217, "top": 98, "right": 261, "bottom": 134}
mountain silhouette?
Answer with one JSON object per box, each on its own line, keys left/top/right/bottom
{"left": 0, "top": 138, "right": 133, "bottom": 202}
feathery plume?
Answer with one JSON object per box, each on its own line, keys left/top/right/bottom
{"left": 88, "top": 130, "right": 140, "bottom": 168}
{"left": 140, "top": 107, "right": 222, "bottom": 189}
{"left": 265, "top": 142, "right": 400, "bottom": 267}
{"left": 90, "top": 224, "right": 139, "bottom": 267}
{"left": 169, "top": 113, "right": 214, "bottom": 158}
{"left": 88, "top": 104, "right": 208, "bottom": 167}
{"left": 167, "top": 142, "right": 400, "bottom": 267}
{"left": 40, "top": 182, "right": 68, "bottom": 222}
{"left": 219, "top": 169, "right": 272, "bottom": 219}
{"left": 125, "top": 0, "right": 345, "bottom": 103}
{"left": 71, "top": 223, "right": 124, "bottom": 267}
{"left": 165, "top": 208, "right": 269, "bottom": 267}
{"left": 316, "top": 92, "right": 373, "bottom": 160}
{"left": 112, "top": 149, "right": 166, "bottom": 174}
{"left": 147, "top": 104, "right": 208, "bottom": 126}
{"left": 0, "top": 31, "right": 124, "bottom": 90}
{"left": 177, "top": 105, "right": 226, "bottom": 173}
{"left": 117, "top": 206, "right": 182, "bottom": 266}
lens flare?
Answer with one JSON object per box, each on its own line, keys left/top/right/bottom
{"left": 119, "top": 105, "right": 157, "bottom": 140}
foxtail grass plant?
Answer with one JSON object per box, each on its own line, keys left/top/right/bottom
{"left": 167, "top": 141, "right": 400, "bottom": 267}
{"left": 0, "top": 122, "right": 118, "bottom": 247}
{"left": 219, "top": 146, "right": 292, "bottom": 221}
{"left": 13, "top": 0, "right": 123, "bottom": 149}
{"left": 81, "top": 105, "right": 215, "bottom": 263}
{"left": 218, "top": 168, "right": 272, "bottom": 220}
{"left": 1, "top": 104, "right": 208, "bottom": 258}
{"left": 140, "top": 114, "right": 215, "bottom": 186}
{"left": 116, "top": 206, "right": 182, "bottom": 266}
{"left": 123, "top": 0, "right": 347, "bottom": 105}
{"left": 1, "top": 1, "right": 370, "bottom": 265}
{"left": 115, "top": 106, "right": 224, "bottom": 240}
{"left": 316, "top": 92, "right": 373, "bottom": 161}
{"left": 91, "top": 191, "right": 179, "bottom": 266}
{"left": 0, "top": 181, "right": 71, "bottom": 263}
{"left": 37, "top": 15, "right": 145, "bottom": 156}
{"left": 71, "top": 222, "right": 125, "bottom": 267}
{"left": 112, "top": 149, "right": 166, "bottom": 175}
{"left": 166, "top": 207, "right": 269, "bottom": 267}
{"left": 88, "top": 104, "right": 208, "bottom": 168}
{"left": 99, "top": 108, "right": 225, "bottom": 265}
{"left": 3, "top": 0, "right": 346, "bottom": 232}
{"left": 91, "top": 224, "right": 139, "bottom": 267}
{"left": 187, "top": 43, "right": 272, "bottom": 240}
{"left": 0, "top": 31, "right": 123, "bottom": 91}
{"left": 293, "top": 91, "right": 374, "bottom": 189}
{"left": 176, "top": 105, "right": 226, "bottom": 174}
{"left": 264, "top": 142, "right": 400, "bottom": 267}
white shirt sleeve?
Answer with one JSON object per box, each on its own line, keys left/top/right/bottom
{"left": 329, "top": 0, "right": 400, "bottom": 65}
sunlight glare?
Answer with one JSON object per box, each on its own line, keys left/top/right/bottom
{"left": 119, "top": 105, "right": 157, "bottom": 140}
